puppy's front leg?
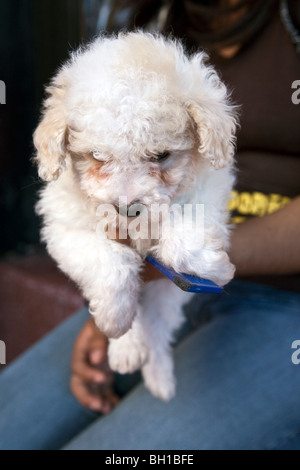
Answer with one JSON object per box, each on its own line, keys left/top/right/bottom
{"left": 88, "top": 241, "right": 142, "bottom": 338}
{"left": 44, "top": 224, "right": 142, "bottom": 338}
{"left": 141, "top": 279, "right": 192, "bottom": 401}
{"left": 151, "top": 215, "right": 235, "bottom": 287}
{"left": 109, "top": 279, "right": 191, "bottom": 401}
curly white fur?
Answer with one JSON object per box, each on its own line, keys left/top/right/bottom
{"left": 34, "top": 31, "right": 237, "bottom": 400}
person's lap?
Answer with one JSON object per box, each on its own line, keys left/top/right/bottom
{"left": 1, "top": 280, "right": 300, "bottom": 450}
{"left": 0, "top": 308, "right": 97, "bottom": 450}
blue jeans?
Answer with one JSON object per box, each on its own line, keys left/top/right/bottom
{"left": 1, "top": 280, "right": 300, "bottom": 450}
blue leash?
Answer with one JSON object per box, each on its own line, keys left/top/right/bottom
{"left": 145, "top": 255, "right": 223, "bottom": 294}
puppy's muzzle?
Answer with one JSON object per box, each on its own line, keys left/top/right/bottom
{"left": 114, "top": 201, "right": 146, "bottom": 218}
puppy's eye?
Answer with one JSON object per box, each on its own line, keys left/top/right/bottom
{"left": 91, "top": 151, "right": 104, "bottom": 162}
{"left": 150, "top": 151, "right": 170, "bottom": 163}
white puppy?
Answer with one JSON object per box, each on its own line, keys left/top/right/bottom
{"left": 34, "top": 31, "right": 237, "bottom": 401}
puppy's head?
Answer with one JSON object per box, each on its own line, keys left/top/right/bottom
{"left": 34, "top": 32, "right": 237, "bottom": 208}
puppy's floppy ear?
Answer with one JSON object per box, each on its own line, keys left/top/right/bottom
{"left": 33, "top": 72, "right": 68, "bottom": 181}
{"left": 186, "top": 96, "right": 237, "bottom": 170}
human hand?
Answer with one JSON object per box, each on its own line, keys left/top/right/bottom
{"left": 70, "top": 317, "right": 119, "bottom": 413}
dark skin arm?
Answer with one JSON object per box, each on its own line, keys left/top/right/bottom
{"left": 229, "top": 196, "right": 300, "bottom": 276}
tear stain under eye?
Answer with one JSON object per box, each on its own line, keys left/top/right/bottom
{"left": 87, "top": 162, "right": 109, "bottom": 180}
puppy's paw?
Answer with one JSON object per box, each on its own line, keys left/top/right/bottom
{"left": 90, "top": 297, "right": 137, "bottom": 339}
{"left": 142, "top": 356, "right": 176, "bottom": 401}
{"left": 108, "top": 333, "right": 149, "bottom": 374}
{"left": 178, "top": 249, "right": 235, "bottom": 287}
{"left": 199, "top": 250, "right": 235, "bottom": 287}
{"left": 212, "top": 253, "right": 235, "bottom": 287}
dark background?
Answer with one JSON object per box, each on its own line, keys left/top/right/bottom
{"left": 0, "top": 0, "right": 128, "bottom": 364}
{"left": 0, "top": 0, "right": 108, "bottom": 257}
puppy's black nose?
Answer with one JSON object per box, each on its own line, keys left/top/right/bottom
{"left": 114, "top": 200, "right": 145, "bottom": 217}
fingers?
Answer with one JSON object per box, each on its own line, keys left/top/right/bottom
{"left": 71, "top": 357, "right": 107, "bottom": 384}
{"left": 72, "top": 317, "right": 106, "bottom": 354}
{"left": 72, "top": 336, "right": 108, "bottom": 380}
{"left": 70, "top": 374, "right": 119, "bottom": 413}
{"left": 70, "top": 318, "right": 120, "bottom": 413}
{"left": 70, "top": 374, "right": 101, "bottom": 410}
{"left": 88, "top": 337, "right": 108, "bottom": 365}
{"left": 71, "top": 320, "right": 108, "bottom": 382}
{"left": 89, "top": 348, "right": 105, "bottom": 365}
